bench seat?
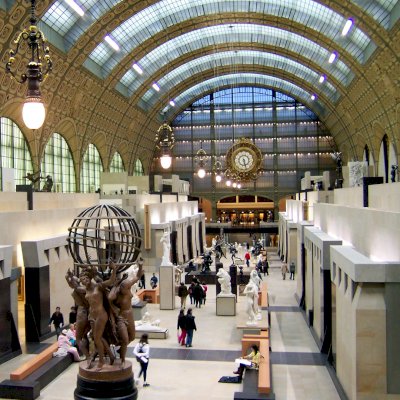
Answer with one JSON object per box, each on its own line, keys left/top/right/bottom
{"left": 136, "top": 288, "right": 160, "bottom": 304}
{"left": 235, "top": 333, "right": 274, "bottom": 399}
{"left": 0, "top": 343, "right": 74, "bottom": 400}
{"left": 10, "top": 342, "right": 58, "bottom": 381}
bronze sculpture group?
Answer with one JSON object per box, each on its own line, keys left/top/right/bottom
{"left": 65, "top": 257, "right": 143, "bottom": 370}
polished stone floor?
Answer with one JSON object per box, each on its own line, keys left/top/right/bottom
{"left": 0, "top": 250, "right": 342, "bottom": 400}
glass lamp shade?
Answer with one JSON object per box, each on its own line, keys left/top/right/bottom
{"left": 215, "top": 174, "right": 222, "bottom": 183}
{"left": 232, "top": 182, "right": 237, "bottom": 188}
{"left": 226, "top": 179, "right": 232, "bottom": 187}
{"left": 160, "top": 154, "right": 172, "bottom": 169}
{"left": 22, "top": 99, "right": 45, "bottom": 129}
{"left": 237, "top": 183, "right": 242, "bottom": 189}
{"left": 197, "top": 168, "right": 206, "bottom": 179}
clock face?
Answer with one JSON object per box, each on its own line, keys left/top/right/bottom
{"left": 225, "top": 138, "right": 263, "bottom": 181}
{"left": 234, "top": 151, "right": 254, "bottom": 171}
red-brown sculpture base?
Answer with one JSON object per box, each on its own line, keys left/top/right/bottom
{"left": 74, "top": 360, "right": 138, "bottom": 400}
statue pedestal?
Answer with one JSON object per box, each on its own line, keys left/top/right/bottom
{"left": 132, "top": 301, "right": 147, "bottom": 321}
{"left": 159, "top": 265, "right": 175, "bottom": 310}
{"left": 216, "top": 295, "right": 236, "bottom": 316}
{"left": 74, "top": 360, "right": 137, "bottom": 400}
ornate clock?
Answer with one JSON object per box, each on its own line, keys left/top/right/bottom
{"left": 225, "top": 138, "right": 263, "bottom": 181}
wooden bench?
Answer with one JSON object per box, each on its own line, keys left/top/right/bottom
{"left": 10, "top": 342, "right": 58, "bottom": 381}
{"left": 258, "top": 282, "right": 268, "bottom": 307}
{"left": 0, "top": 342, "right": 74, "bottom": 400}
{"left": 234, "top": 332, "right": 274, "bottom": 399}
{"left": 136, "top": 287, "right": 160, "bottom": 304}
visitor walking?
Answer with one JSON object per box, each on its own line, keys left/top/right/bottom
{"left": 185, "top": 308, "right": 197, "bottom": 347}
{"left": 177, "top": 309, "right": 187, "bottom": 346}
{"left": 289, "top": 261, "right": 295, "bottom": 280}
{"left": 133, "top": 334, "right": 150, "bottom": 387}
{"left": 178, "top": 282, "right": 188, "bottom": 309}
{"left": 48, "top": 306, "right": 64, "bottom": 338}
{"left": 281, "top": 262, "right": 288, "bottom": 280}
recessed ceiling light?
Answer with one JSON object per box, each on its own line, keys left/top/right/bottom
{"left": 311, "top": 94, "right": 316, "bottom": 101}
{"left": 342, "top": 19, "right": 353, "bottom": 36}
{"left": 65, "top": 0, "right": 84, "bottom": 16}
{"left": 319, "top": 75, "right": 325, "bottom": 83}
{"left": 132, "top": 63, "right": 143, "bottom": 75}
{"left": 152, "top": 83, "right": 160, "bottom": 92}
{"left": 328, "top": 52, "right": 337, "bottom": 63}
{"left": 104, "top": 35, "right": 120, "bottom": 51}
{"left": 169, "top": 100, "right": 175, "bottom": 107}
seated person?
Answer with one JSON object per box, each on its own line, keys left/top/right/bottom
{"left": 66, "top": 323, "right": 76, "bottom": 346}
{"left": 233, "top": 345, "right": 260, "bottom": 379}
{"left": 53, "top": 329, "right": 82, "bottom": 361}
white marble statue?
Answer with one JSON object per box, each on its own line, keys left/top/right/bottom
{"left": 160, "top": 231, "right": 173, "bottom": 266}
{"left": 349, "top": 161, "right": 367, "bottom": 187}
{"left": 217, "top": 268, "right": 232, "bottom": 295}
{"left": 243, "top": 281, "right": 258, "bottom": 325}
{"left": 123, "top": 263, "right": 141, "bottom": 305}
{"left": 174, "top": 265, "right": 183, "bottom": 285}
{"left": 135, "top": 311, "right": 163, "bottom": 332}
{"left": 250, "top": 270, "right": 262, "bottom": 319}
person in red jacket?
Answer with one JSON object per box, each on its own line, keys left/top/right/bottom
{"left": 245, "top": 251, "right": 251, "bottom": 268}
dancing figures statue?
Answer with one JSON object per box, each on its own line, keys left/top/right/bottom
{"left": 217, "top": 268, "right": 232, "bottom": 295}
{"left": 108, "top": 257, "right": 143, "bottom": 368}
{"left": 79, "top": 261, "right": 117, "bottom": 370}
{"left": 65, "top": 269, "right": 91, "bottom": 360}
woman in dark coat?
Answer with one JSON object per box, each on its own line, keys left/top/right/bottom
{"left": 177, "top": 309, "right": 187, "bottom": 346}
{"left": 185, "top": 308, "right": 197, "bottom": 347}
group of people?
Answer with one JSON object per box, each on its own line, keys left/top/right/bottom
{"left": 281, "top": 261, "right": 296, "bottom": 280}
{"left": 188, "top": 279, "right": 208, "bottom": 308}
{"left": 177, "top": 308, "right": 197, "bottom": 347}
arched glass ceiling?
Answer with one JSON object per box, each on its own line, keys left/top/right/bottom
{"left": 118, "top": 25, "right": 353, "bottom": 98}
{"left": 38, "top": 0, "right": 397, "bottom": 52}
{"left": 140, "top": 51, "right": 339, "bottom": 107}
{"left": 351, "top": 0, "right": 399, "bottom": 29}
{"left": 85, "top": 0, "right": 373, "bottom": 77}
{"left": 157, "top": 73, "right": 326, "bottom": 117}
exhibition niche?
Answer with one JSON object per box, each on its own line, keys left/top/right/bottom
{"left": 66, "top": 204, "right": 142, "bottom": 400}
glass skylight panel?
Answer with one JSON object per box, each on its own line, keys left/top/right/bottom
{"left": 41, "top": 0, "right": 122, "bottom": 50}
{"left": 141, "top": 51, "right": 338, "bottom": 105}
{"left": 350, "top": 0, "right": 398, "bottom": 29}
{"left": 39, "top": 0, "right": 395, "bottom": 56}
{"left": 170, "top": 74, "right": 325, "bottom": 115}
{"left": 87, "top": 0, "right": 373, "bottom": 78}
{"left": 42, "top": 2, "right": 77, "bottom": 36}
{"left": 118, "top": 24, "right": 352, "bottom": 96}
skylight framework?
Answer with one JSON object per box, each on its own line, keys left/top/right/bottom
{"left": 140, "top": 51, "right": 339, "bottom": 107}
{"left": 38, "top": 0, "right": 397, "bottom": 53}
{"left": 85, "top": 0, "right": 373, "bottom": 78}
{"left": 118, "top": 25, "right": 353, "bottom": 97}
{"left": 159, "top": 73, "right": 327, "bottom": 118}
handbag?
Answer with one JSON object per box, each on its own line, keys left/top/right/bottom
{"left": 136, "top": 344, "right": 145, "bottom": 362}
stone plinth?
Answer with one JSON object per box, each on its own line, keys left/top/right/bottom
{"left": 132, "top": 301, "right": 147, "bottom": 321}
{"left": 159, "top": 265, "right": 175, "bottom": 310}
{"left": 216, "top": 295, "right": 236, "bottom": 316}
{"left": 74, "top": 360, "right": 137, "bottom": 400}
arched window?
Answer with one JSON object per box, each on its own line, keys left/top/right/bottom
{"left": 378, "top": 135, "right": 389, "bottom": 183}
{"left": 41, "top": 133, "right": 76, "bottom": 192}
{"left": 363, "top": 145, "right": 370, "bottom": 165}
{"left": 133, "top": 159, "right": 144, "bottom": 176}
{"left": 0, "top": 117, "right": 33, "bottom": 186}
{"left": 80, "top": 144, "right": 103, "bottom": 193}
{"left": 110, "top": 152, "right": 125, "bottom": 172}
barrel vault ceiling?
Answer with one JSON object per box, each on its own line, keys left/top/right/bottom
{"left": 0, "top": 0, "right": 399, "bottom": 175}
